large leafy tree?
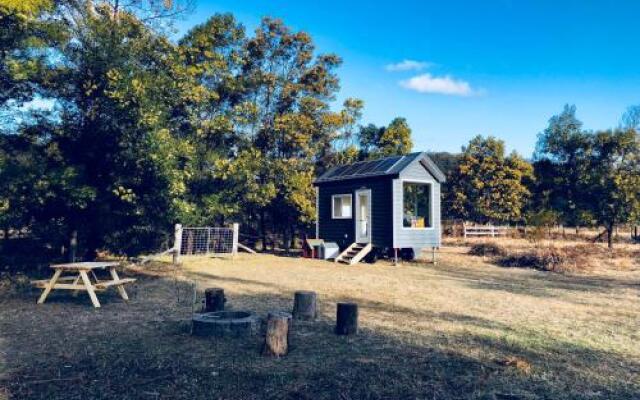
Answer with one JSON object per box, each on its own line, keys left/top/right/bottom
{"left": 356, "top": 117, "right": 413, "bottom": 160}
{"left": 583, "top": 129, "right": 640, "bottom": 248}
{"left": 621, "top": 105, "right": 640, "bottom": 130}
{"left": 242, "top": 18, "right": 344, "bottom": 247}
{"left": 449, "top": 135, "right": 533, "bottom": 223}
{"left": 1, "top": 1, "right": 192, "bottom": 257}
{"left": 176, "top": 15, "right": 358, "bottom": 248}
{"left": 375, "top": 117, "right": 413, "bottom": 157}
{"left": 2, "top": 3, "right": 401, "bottom": 258}
{"left": 534, "top": 104, "right": 591, "bottom": 226}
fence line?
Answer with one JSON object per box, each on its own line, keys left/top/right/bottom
{"left": 173, "top": 223, "right": 239, "bottom": 263}
{"left": 463, "top": 225, "right": 510, "bottom": 238}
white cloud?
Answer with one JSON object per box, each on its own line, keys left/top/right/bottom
{"left": 385, "top": 59, "right": 431, "bottom": 72}
{"left": 399, "top": 73, "right": 477, "bottom": 96}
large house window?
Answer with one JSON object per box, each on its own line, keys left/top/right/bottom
{"left": 403, "top": 182, "right": 431, "bottom": 228}
{"left": 332, "top": 194, "right": 352, "bottom": 219}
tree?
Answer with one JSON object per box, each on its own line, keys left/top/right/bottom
{"left": 376, "top": 117, "right": 413, "bottom": 157}
{"left": 621, "top": 105, "right": 640, "bottom": 130}
{"left": 534, "top": 104, "right": 591, "bottom": 226}
{"left": 358, "top": 123, "right": 385, "bottom": 157}
{"left": 1, "top": 1, "right": 193, "bottom": 257}
{"left": 1, "top": 5, "right": 377, "bottom": 258}
{"left": 583, "top": 129, "right": 640, "bottom": 248}
{"left": 356, "top": 117, "right": 413, "bottom": 159}
{"left": 428, "top": 152, "right": 462, "bottom": 220}
{"left": 448, "top": 135, "right": 533, "bottom": 223}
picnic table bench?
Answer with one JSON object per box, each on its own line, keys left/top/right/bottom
{"left": 32, "top": 261, "right": 136, "bottom": 308}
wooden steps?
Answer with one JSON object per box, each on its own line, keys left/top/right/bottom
{"left": 335, "top": 243, "right": 372, "bottom": 266}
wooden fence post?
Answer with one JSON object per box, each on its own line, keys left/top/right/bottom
{"left": 232, "top": 223, "right": 239, "bottom": 257}
{"left": 173, "top": 223, "right": 183, "bottom": 265}
{"left": 206, "top": 227, "right": 211, "bottom": 255}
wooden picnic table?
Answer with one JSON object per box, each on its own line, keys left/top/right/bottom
{"left": 33, "top": 262, "right": 136, "bottom": 308}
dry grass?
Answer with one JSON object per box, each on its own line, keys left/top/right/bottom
{"left": 1, "top": 247, "right": 639, "bottom": 399}
{"left": 449, "top": 236, "right": 640, "bottom": 272}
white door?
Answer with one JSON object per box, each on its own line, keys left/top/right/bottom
{"left": 355, "top": 189, "right": 372, "bottom": 243}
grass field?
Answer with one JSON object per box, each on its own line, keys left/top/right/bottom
{"left": 1, "top": 239, "right": 639, "bottom": 399}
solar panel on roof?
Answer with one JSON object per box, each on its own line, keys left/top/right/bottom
{"left": 318, "top": 155, "right": 407, "bottom": 182}
{"left": 356, "top": 159, "right": 385, "bottom": 175}
{"left": 324, "top": 165, "right": 350, "bottom": 179}
{"left": 374, "top": 156, "right": 403, "bottom": 172}
{"left": 339, "top": 162, "right": 366, "bottom": 177}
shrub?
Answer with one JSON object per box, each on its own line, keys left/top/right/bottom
{"left": 496, "top": 246, "right": 587, "bottom": 273}
{"left": 468, "top": 242, "right": 507, "bottom": 257}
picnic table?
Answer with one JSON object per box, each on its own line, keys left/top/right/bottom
{"left": 33, "top": 262, "right": 136, "bottom": 308}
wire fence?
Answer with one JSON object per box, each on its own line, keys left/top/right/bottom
{"left": 178, "top": 226, "right": 237, "bottom": 256}
{"left": 174, "top": 224, "right": 239, "bottom": 255}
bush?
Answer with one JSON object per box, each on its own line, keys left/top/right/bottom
{"left": 496, "top": 246, "right": 587, "bottom": 273}
{"left": 468, "top": 242, "right": 507, "bottom": 257}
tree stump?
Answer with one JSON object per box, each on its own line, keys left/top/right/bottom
{"left": 262, "top": 312, "right": 290, "bottom": 357}
{"left": 292, "top": 291, "right": 317, "bottom": 321}
{"left": 204, "top": 288, "right": 226, "bottom": 312}
{"left": 335, "top": 302, "right": 358, "bottom": 335}
{"left": 267, "top": 311, "right": 292, "bottom": 344}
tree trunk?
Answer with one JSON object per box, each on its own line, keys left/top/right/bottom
{"left": 85, "top": 231, "right": 100, "bottom": 261}
{"left": 204, "top": 288, "right": 226, "bottom": 312}
{"left": 283, "top": 226, "right": 290, "bottom": 253}
{"left": 607, "top": 224, "right": 614, "bottom": 249}
{"left": 262, "top": 312, "right": 290, "bottom": 357}
{"left": 260, "top": 211, "right": 267, "bottom": 252}
{"left": 335, "top": 302, "right": 358, "bottom": 335}
{"left": 69, "top": 230, "right": 78, "bottom": 262}
{"left": 289, "top": 225, "right": 296, "bottom": 250}
{"left": 292, "top": 291, "right": 317, "bottom": 321}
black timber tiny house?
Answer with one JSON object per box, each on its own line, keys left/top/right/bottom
{"left": 313, "top": 152, "right": 446, "bottom": 264}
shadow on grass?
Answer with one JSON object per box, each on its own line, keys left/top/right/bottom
{"left": 0, "top": 272, "right": 638, "bottom": 400}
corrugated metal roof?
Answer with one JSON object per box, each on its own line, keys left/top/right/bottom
{"left": 314, "top": 152, "right": 446, "bottom": 184}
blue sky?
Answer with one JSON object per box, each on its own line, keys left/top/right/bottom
{"left": 175, "top": 1, "right": 640, "bottom": 156}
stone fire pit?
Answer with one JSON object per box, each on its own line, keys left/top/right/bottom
{"left": 192, "top": 311, "right": 260, "bottom": 337}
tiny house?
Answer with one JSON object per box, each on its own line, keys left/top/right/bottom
{"left": 313, "top": 152, "right": 446, "bottom": 264}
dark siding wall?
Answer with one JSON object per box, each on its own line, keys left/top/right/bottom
{"left": 317, "top": 177, "right": 394, "bottom": 249}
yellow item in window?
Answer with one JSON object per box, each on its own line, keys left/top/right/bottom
{"left": 415, "top": 217, "right": 425, "bottom": 228}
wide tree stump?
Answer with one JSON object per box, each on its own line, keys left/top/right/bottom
{"left": 262, "top": 312, "right": 291, "bottom": 357}
{"left": 204, "top": 288, "right": 226, "bottom": 312}
{"left": 292, "top": 290, "right": 317, "bottom": 321}
{"left": 267, "top": 311, "right": 292, "bottom": 344}
{"left": 335, "top": 302, "right": 358, "bottom": 335}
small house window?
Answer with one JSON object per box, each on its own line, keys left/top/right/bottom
{"left": 332, "top": 194, "right": 352, "bottom": 219}
{"left": 403, "top": 182, "right": 431, "bottom": 228}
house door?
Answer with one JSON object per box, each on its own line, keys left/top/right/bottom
{"left": 355, "top": 189, "right": 371, "bottom": 243}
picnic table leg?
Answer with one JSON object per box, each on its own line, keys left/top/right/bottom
{"left": 71, "top": 274, "right": 81, "bottom": 297}
{"left": 79, "top": 270, "right": 101, "bottom": 308}
{"left": 37, "top": 269, "right": 62, "bottom": 304}
{"left": 109, "top": 267, "right": 129, "bottom": 301}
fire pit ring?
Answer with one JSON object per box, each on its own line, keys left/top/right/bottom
{"left": 192, "top": 311, "right": 260, "bottom": 337}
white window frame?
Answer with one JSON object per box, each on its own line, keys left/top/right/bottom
{"left": 331, "top": 194, "right": 352, "bottom": 219}
{"left": 400, "top": 179, "right": 434, "bottom": 230}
